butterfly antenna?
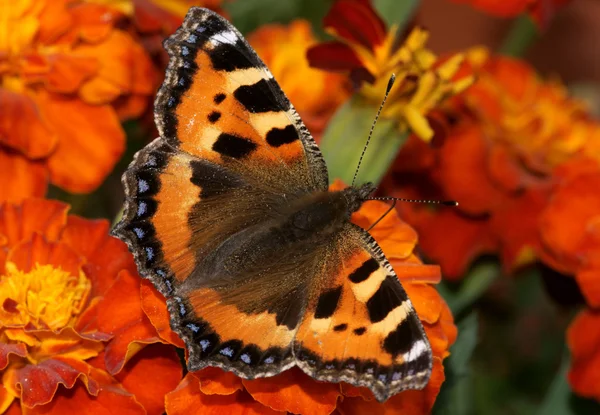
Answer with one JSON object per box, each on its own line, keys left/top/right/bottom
{"left": 366, "top": 197, "right": 458, "bottom": 231}
{"left": 351, "top": 73, "right": 396, "bottom": 187}
{"left": 367, "top": 196, "right": 458, "bottom": 206}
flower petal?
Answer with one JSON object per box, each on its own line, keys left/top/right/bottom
{"left": 6, "top": 357, "right": 99, "bottom": 408}
{"left": 7, "top": 234, "right": 83, "bottom": 277}
{"left": 166, "top": 374, "right": 282, "bottom": 415}
{"left": 0, "top": 91, "right": 57, "bottom": 159}
{"left": 307, "top": 42, "right": 365, "bottom": 71}
{"left": 567, "top": 310, "right": 600, "bottom": 401}
{"left": 193, "top": 368, "right": 244, "bottom": 396}
{"left": 140, "top": 280, "right": 185, "bottom": 348}
{"left": 438, "top": 125, "right": 503, "bottom": 215}
{"left": 243, "top": 367, "right": 341, "bottom": 415}
{"left": 115, "top": 343, "right": 182, "bottom": 415}
{"left": 91, "top": 270, "right": 162, "bottom": 375}
{"left": 35, "top": 92, "right": 125, "bottom": 193}
{"left": 24, "top": 381, "right": 146, "bottom": 415}
{"left": 61, "top": 216, "right": 137, "bottom": 297}
{"left": 0, "top": 343, "right": 27, "bottom": 370}
{"left": 323, "top": 0, "right": 387, "bottom": 50}
{"left": 0, "top": 151, "right": 48, "bottom": 204}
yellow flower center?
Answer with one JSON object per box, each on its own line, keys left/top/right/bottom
{"left": 0, "top": 262, "right": 90, "bottom": 331}
{"left": 347, "top": 27, "right": 474, "bottom": 141}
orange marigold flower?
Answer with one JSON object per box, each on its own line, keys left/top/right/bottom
{"left": 0, "top": 0, "right": 156, "bottom": 202}
{"left": 384, "top": 49, "right": 598, "bottom": 280}
{"left": 248, "top": 20, "right": 350, "bottom": 139}
{"left": 450, "top": 0, "right": 571, "bottom": 27}
{"left": 307, "top": 0, "right": 473, "bottom": 142}
{"left": 568, "top": 309, "right": 600, "bottom": 402}
{"left": 539, "top": 158, "right": 600, "bottom": 306}
{"left": 0, "top": 199, "right": 182, "bottom": 414}
{"left": 163, "top": 181, "right": 456, "bottom": 415}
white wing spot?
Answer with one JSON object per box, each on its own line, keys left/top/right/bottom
{"left": 211, "top": 30, "right": 237, "bottom": 45}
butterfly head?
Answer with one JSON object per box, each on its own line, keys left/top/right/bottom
{"left": 342, "top": 182, "right": 377, "bottom": 215}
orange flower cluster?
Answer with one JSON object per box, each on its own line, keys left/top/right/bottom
{"left": 450, "top": 0, "right": 571, "bottom": 27}
{"left": 0, "top": 0, "right": 155, "bottom": 203}
{"left": 163, "top": 184, "right": 456, "bottom": 415}
{"left": 387, "top": 49, "right": 598, "bottom": 280}
{"left": 543, "top": 159, "right": 600, "bottom": 400}
{"left": 248, "top": 21, "right": 350, "bottom": 139}
{"left": 0, "top": 199, "right": 182, "bottom": 414}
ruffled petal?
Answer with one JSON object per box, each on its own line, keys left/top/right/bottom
{"left": 0, "top": 151, "right": 48, "bottom": 204}
{"left": 306, "top": 42, "right": 364, "bottom": 71}
{"left": 36, "top": 92, "right": 125, "bottom": 193}
{"left": 567, "top": 310, "right": 600, "bottom": 401}
{"left": 323, "top": 0, "right": 387, "bottom": 50}
{"left": 194, "top": 368, "right": 244, "bottom": 396}
{"left": 166, "top": 373, "right": 282, "bottom": 415}
{"left": 0, "top": 91, "right": 57, "bottom": 159}
{"left": 5, "top": 357, "right": 99, "bottom": 408}
{"left": 24, "top": 381, "right": 146, "bottom": 415}
{"left": 7, "top": 234, "right": 83, "bottom": 277}
{"left": 140, "top": 280, "right": 185, "bottom": 347}
{"left": 91, "top": 270, "right": 162, "bottom": 375}
{"left": 115, "top": 344, "right": 182, "bottom": 415}
{"left": 0, "top": 343, "right": 27, "bottom": 370}
{"left": 438, "top": 125, "right": 503, "bottom": 215}
{"left": 243, "top": 367, "right": 341, "bottom": 415}
{"left": 61, "top": 216, "right": 137, "bottom": 297}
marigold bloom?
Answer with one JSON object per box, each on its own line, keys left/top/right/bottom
{"left": 307, "top": 0, "right": 473, "bottom": 142}
{"left": 450, "top": 0, "right": 571, "bottom": 27}
{"left": 0, "top": 199, "right": 182, "bottom": 414}
{"left": 0, "top": 0, "right": 156, "bottom": 202}
{"left": 385, "top": 50, "right": 598, "bottom": 280}
{"left": 163, "top": 181, "right": 456, "bottom": 415}
{"left": 248, "top": 20, "right": 350, "bottom": 139}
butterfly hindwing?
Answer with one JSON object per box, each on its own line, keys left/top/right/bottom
{"left": 294, "top": 223, "right": 432, "bottom": 402}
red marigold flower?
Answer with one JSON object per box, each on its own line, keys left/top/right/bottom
{"left": 307, "top": 0, "right": 473, "bottom": 142}
{"left": 0, "top": 0, "right": 156, "bottom": 203}
{"left": 450, "top": 0, "right": 571, "bottom": 27}
{"left": 163, "top": 181, "right": 456, "bottom": 415}
{"left": 384, "top": 49, "right": 598, "bottom": 280}
{"left": 0, "top": 199, "right": 182, "bottom": 414}
{"left": 248, "top": 20, "right": 351, "bottom": 139}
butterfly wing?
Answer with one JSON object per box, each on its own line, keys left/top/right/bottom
{"left": 293, "top": 223, "right": 432, "bottom": 402}
{"left": 113, "top": 8, "right": 328, "bottom": 376}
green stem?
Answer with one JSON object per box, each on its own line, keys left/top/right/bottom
{"left": 319, "top": 99, "right": 408, "bottom": 186}
{"left": 499, "top": 14, "right": 539, "bottom": 57}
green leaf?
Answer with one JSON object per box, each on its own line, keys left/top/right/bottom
{"left": 224, "top": 0, "right": 332, "bottom": 36}
{"left": 437, "top": 260, "right": 500, "bottom": 316}
{"left": 373, "top": 0, "right": 420, "bottom": 29}
{"left": 433, "top": 313, "right": 479, "bottom": 415}
{"left": 319, "top": 97, "right": 408, "bottom": 185}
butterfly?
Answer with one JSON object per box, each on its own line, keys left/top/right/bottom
{"left": 112, "top": 7, "right": 432, "bottom": 402}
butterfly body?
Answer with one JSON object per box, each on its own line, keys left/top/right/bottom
{"left": 113, "top": 8, "right": 432, "bottom": 403}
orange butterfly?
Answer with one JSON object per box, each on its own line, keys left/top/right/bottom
{"left": 113, "top": 8, "right": 432, "bottom": 402}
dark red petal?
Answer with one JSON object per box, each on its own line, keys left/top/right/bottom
{"left": 324, "top": 0, "right": 387, "bottom": 50}
{"left": 307, "top": 42, "right": 365, "bottom": 72}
